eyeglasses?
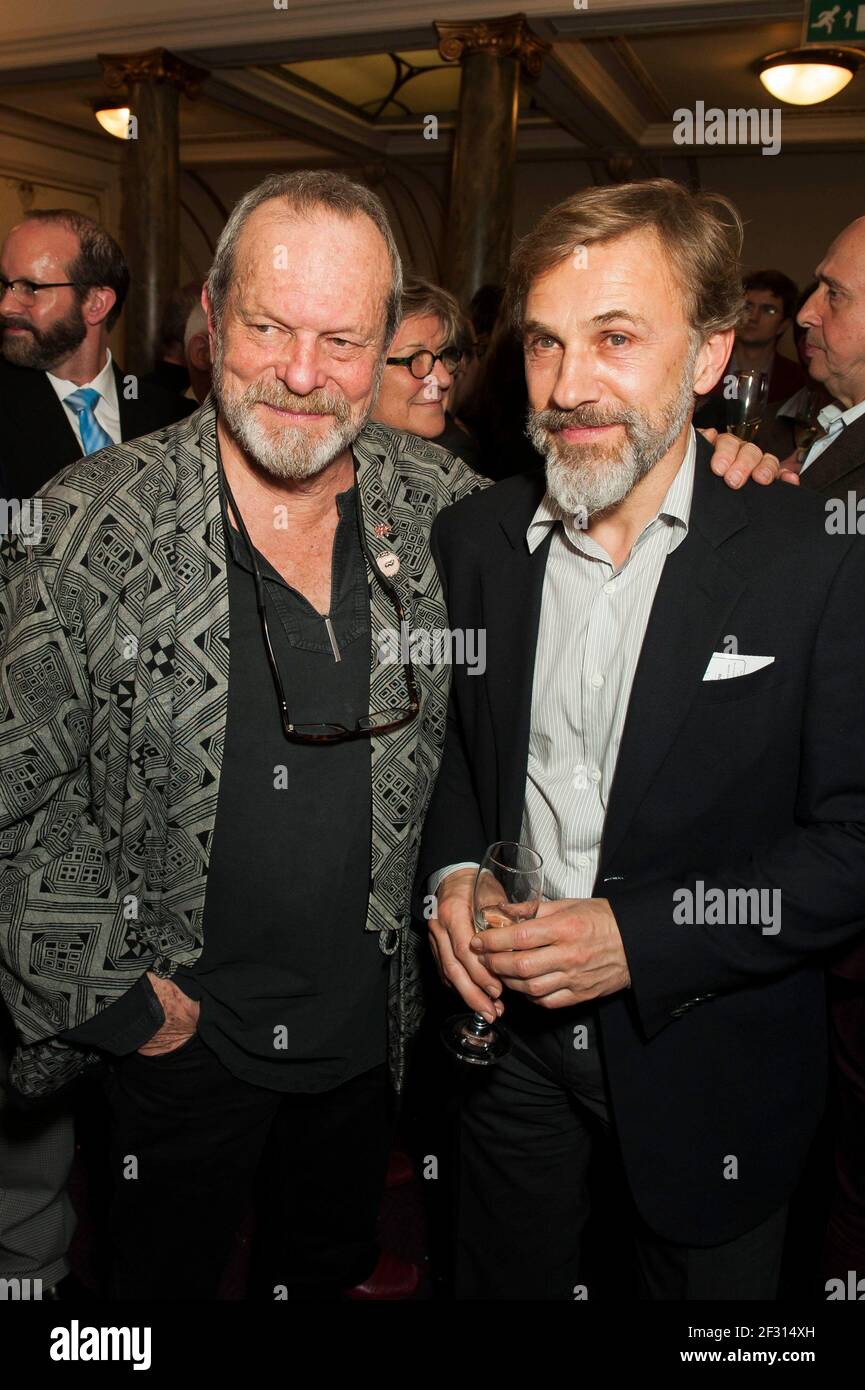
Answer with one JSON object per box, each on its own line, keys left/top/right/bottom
{"left": 217, "top": 444, "right": 420, "bottom": 745}
{"left": 385, "top": 346, "right": 462, "bottom": 379}
{"left": 743, "top": 301, "right": 781, "bottom": 318}
{"left": 0, "top": 278, "right": 93, "bottom": 306}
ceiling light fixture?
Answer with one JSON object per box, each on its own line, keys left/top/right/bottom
{"left": 93, "top": 103, "right": 133, "bottom": 139}
{"left": 757, "top": 47, "right": 862, "bottom": 105}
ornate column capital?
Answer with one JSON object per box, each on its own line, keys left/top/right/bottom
{"left": 435, "top": 13, "right": 549, "bottom": 79}
{"left": 97, "top": 48, "right": 209, "bottom": 98}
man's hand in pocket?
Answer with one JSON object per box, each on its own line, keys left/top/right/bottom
{"left": 138, "top": 972, "right": 200, "bottom": 1056}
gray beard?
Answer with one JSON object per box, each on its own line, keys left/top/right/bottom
{"left": 526, "top": 364, "right": 697, "bottom": 519}
{"left": 211, "top": 337, "right": 383, "bottom": 482}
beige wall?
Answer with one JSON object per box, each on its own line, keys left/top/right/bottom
{"left": 0, "top": 109, "right": 125, "bottom": 353}
{"left": 513, "top": 150, "right": 862, "bottom": 292}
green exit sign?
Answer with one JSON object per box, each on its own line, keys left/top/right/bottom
{"left": 804, "top": 0, "right": 865, "bottom": 43}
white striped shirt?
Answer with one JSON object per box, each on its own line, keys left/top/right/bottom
{"left": 521, "top": 429, "right": 695, "bottom": 900}
{"left": 430, "top": 429, "right": 696, "bottom": 898}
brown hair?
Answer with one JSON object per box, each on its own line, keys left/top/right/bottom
{"left": 743, "top": 268, "right": 798, "bottom": 323}
{"left": 21, "top": 208, "right": 129, "bottom": 330}
{"left": 505, "top": 178, "right": 745, "bottom": 342}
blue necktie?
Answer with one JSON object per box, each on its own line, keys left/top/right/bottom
{"left": 63, "top": 387, "right": 114, "bottom": 456}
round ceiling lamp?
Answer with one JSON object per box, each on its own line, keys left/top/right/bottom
{"left": 757, "top": 47, "right": 862, "bottom": 105}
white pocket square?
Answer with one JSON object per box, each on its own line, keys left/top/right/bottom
{"left": 703, "top": 652, "right": 775, "bottom": 681}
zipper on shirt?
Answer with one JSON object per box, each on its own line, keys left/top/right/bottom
{"left": 324, "top": 614, "right": 341, "bottom": 663}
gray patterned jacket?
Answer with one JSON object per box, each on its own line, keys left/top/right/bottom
{"left": 0, "top": 399, "right": 484, "bottom": 1099}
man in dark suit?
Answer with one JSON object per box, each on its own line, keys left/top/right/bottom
{"left": 420, "top": 180, "right": 865, "bottom": 1300}
{"left": 0, "top": 208, "right": 192, "bottom": 501}
{"left": 795, "top": 216, "right": 865, "bottom": 1284}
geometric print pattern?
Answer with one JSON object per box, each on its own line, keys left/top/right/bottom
{"left": 0, "top": 399, "right": 486, "bottom": 1099}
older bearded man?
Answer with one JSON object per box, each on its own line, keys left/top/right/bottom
{"left": 0, "top": 170, "right": 782, "bottom": 1302}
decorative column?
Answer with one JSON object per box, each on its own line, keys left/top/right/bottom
{"left": 98, "top": 48, "right": 208, "bottom": 376}
{"left": 436, "top": 14, "right": 548, "bottom": 307}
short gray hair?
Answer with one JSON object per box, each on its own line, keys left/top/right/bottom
{"left": 398, "top": 275, "right": 463, "bottom": 349}
{"left": 206, "top": 170, "right": 403, "bottom": 343}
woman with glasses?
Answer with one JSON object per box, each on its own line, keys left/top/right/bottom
{"left": 371, "top": 276, "right": 481, "bottom": 468}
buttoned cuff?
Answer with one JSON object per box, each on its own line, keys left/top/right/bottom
{"left": 428, "top": 862, "right": 481, "bottom": 899}
{"left": 58, "top": 974, "right": 165, "bottom": 1055}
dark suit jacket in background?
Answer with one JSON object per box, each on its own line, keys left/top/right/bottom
{"left": 799, "top": 406, "right": 865, "bottom": 501}
{"left": 766, "top": 350, "right": 809, "bottom": 404}
{"left": 420, "top": 434, "right": 865, "bottom": 1246}
{"left": 0, "top": 355, "right": 193, "bottom": 500}
{"left": 799, "top": 408, "right": 865, "bottom": 980}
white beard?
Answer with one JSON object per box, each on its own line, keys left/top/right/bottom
{"left": 211, "top": 339, "right": 384, "bottom": 482}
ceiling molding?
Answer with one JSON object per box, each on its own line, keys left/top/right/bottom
{"left": 0, "top": 100, "right": 121, "bottom": 162}
{"left": 0, "top": 152, "right": 114, "bottom": 198}
{"left": 180, "top": 135, "right": 336, "bottom": 166}
{"left": 551, "top": 41, "right": 649, "bottom": 143}
{"left": 0, "top": 1, "right": 806, "bottom": 73}
{"left": 641, "top": 110, "right": 865, "bottom": 149}
{"left": 206, "top": 69, "right": 390, "bottom": 163}
{"left": 607, "top": 36, "right": 673, "bottom": 120}
{"left": 543, "top": 0, "right": 802, "bottom": 38}
{"left": 182, "top": 108, "right": 585, "bottom": 169}
{"left": 532, "top": 51, "right": 633, "bottom": 152}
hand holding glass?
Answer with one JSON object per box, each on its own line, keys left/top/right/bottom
{"left": 441, "top": 841, "right": 543, "bottom": 1066}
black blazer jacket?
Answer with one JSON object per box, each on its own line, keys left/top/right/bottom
{"left": 0, "top": 355, "right": 193, "bottom": 499}
{"left": 800, "top": 407, "right": 865, "bottom": 980}
{"left": 799, "top": 407, "right": 865, "bottom": 500}
{"left": 420, "top": 433, "right": 865, "bottom": 1246}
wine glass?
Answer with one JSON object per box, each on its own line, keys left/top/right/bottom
{"left": 441, "top": 841, "right": 543, "bottom": 1066}
{"left": 725, "top": 369, "right": 768, "bottom": 442}
{"left": 793, "top": 387, "right": 825, "bottom": 455}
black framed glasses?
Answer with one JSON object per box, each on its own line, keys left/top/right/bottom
{"left": 0, "top": 278, "right": 94, "bottom": 306}
{"left": 385, "top": 346, "right": 462, "bottom": 379}
{"left": 217, "top": 443, "right": 420, "bottom": 745}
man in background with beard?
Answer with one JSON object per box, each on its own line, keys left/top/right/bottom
{"left": 420, "top": 179, "right": 865, "bottom": 1299}
{"left": 0, "top": 209, "right": 191, "bottom": 500}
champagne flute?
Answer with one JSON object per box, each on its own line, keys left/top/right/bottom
{"left": 726, "top": 369, "right": 768, "bottom": 442}
{"left": 441, "top": 841, "right": 543, "bottom": 1066}
{"left": 793, "top": 387, "right": 825, "bottom": 454}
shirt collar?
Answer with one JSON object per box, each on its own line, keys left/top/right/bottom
{"left": 817, "top": 397, "right": 865, "bottom": 435}
{"left": 47, "top": 348, "right": 114, "bottom": 398}
{"left": 526, "top": 425, "right": 696, "bottom": 555}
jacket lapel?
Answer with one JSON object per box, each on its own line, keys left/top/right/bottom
{"left": 484, "top": 475, "right": 551, "bottom": 841}
{"left": 798, "top": 411, "right": 865, "bottom": 495}
{"left": 353, "top": 429, "right": 428, "bottom": 949}
{"left": 599, "top": 447, "right": 749, "bottom": 873}
{"left": 12, "top": 366, "right": 82, "bottom": 491}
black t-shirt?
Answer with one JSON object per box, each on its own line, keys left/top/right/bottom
{"left": 173, "top": 484, "right": 388, "bottom": 1092}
